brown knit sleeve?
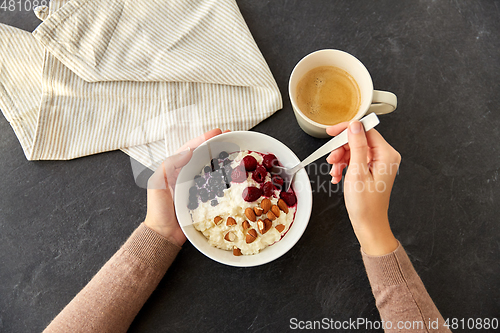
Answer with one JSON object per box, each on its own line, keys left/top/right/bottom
{"left": 362, "top": 242, "right": 452, "bottom": 333}
{"left": 43, "top": 223, "right": 181, "bottom": 333}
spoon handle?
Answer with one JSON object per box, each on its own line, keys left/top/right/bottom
{"left": 294, "top": 113, "right": 380, "bottom": 172}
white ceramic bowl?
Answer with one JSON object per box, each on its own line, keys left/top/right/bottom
{"left": 174, "top": 131, "right": 313, "bottom": 267}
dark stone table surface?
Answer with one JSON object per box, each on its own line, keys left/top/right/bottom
{"left": 1, "top": 1, "right": 499, "bottom": 332}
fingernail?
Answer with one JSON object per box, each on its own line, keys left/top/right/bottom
{"left": 349, "top": 121, "right": 363, "bottom": 134}
{"left": 179, "top": 147, "right": 191, "bottom": 155}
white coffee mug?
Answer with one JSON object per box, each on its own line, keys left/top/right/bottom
{"left": 289, "top": 49, "right": 397, "bottom": 138}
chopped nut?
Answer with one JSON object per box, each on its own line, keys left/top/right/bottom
{"left": 275, "top": 224, "right": 285, "bottom": 233}
{"left": 245, "top": 207, "right": 256, "bottom": 222}
{"left": 224, "top": 231, "right": 236, "bottom": 242}
{"left": 257, "top": 220, "right": 265, "bottom": 234}
{"left": 271, "top": 205, "right": 280, "bottom": 218}
{"left": 242, "top": 221, "right": 251, "bottom": 229}
{"left": 266, "top": 210, "right": 276, "bottom": 221}
{"left": 246, "top": 229, "right": 257, "bottom": 243}
{"left": 254, "top": 207, "right": 263, "bottom": 216}
{"left": 258, "top": 219, "right": 272, "bottom": 234}
{"left": 264, "top": 219, "right": 273, "bottom": 233}
{"left": 260, "top": 198, "right": 272, "bottom": 213}
{"left": 214, "top": 216, "right": 223, "bottom": 225}
{"left": 233, "top": 246, "right": 242, "bottom": 256}
{"left": 226, "top": 217, "right": 237, "bottom": 226}
{"left": 277, "top": 199, "right": 289, "bottom": 214}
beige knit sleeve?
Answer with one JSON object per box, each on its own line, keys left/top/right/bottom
{"left": 43, "top": 223, "right": 181, "bottom": 333}
{"left": 362, "top": 242, "right": 452, "bottom": 333}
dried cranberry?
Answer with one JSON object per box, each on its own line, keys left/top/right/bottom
{"left": 262, "top": 181, "right": 275, "bottom": 197}
{"left": 280, "top": 191, "right": 297, "bottom": 207}
{"left": 231, "top": 165, "right": 247, "bottom": 183}
{"left": 252, "top": 165, "right": 267, "bottom": 183}
{"left": 242, "top": 155, "right": 258, "bottom": 171}
{"left": 262, "top": 154, "right": 278, "bottom": 171}
{"left": 242, "top": 186, "right": 263, "bottom": 202}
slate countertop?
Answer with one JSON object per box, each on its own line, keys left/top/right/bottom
{"left": 0, "top": 1, "right": 499, "bottom": 332}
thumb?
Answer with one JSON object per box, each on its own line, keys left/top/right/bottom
{"left": 165, "top": 147, "right": 193, "bottom": 171}
{"left": 347, "top": 121, "right": 369, "bottom": 169}
{"left": 148, "top": 148, "right": 193, "bottom": 190}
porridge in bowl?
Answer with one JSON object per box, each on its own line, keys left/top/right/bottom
{"left": 187, "top": 150, "right": 297, "bottom": 256}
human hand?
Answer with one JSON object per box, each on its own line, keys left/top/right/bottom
{"left": 144, "top": 129, "right": 227, "bottom": 246}
{"left": 326, "top": 121, "right": 400, "bottom": 255}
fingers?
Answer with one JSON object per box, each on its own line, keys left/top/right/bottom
{"left": 330, "top": 158, "right": 348, "bottom": 176}
{"left": 365, "top": 129, "right": 390, "bottom": 151}
{"left": 326, "top": 121, "right": 349, "bottom": 136}
{"left": 326, "top": 122, "right": 351, "bottom": 164}
{"left": 164, "top": 148, "right": 196, "bottom": 189}
{"left": 327, "top": 124, "right": 399, "bottom": 184}
{"left": 155, "top": 128, "right": 228, "bottom": 190}
{"left": 347, "top": 121, "right": 369, "bottom": 169}
{"left": 327, "top": 150, "right": 350, "bottom": 174}
{"left": 365, "top": 129, "right": 401, "bottom": 164}
{"left": 326, "top": 136, "right": 350, "bottom": 184}
{"left": 175, "top": 128, "right": 223, "bottom": 153}
{"left": 167, "top": 148, "right": 193, "bottom": 170}
{"left": 204, "top": 128, "right": 224, "bottom": 141}
{"left": 326, "top": 146, "right": 345, "bottom": 164}
{"left": 147, "top": 163, "right": 168, "bottom": 190}
{"left": 148, "top": 148, "right": 193, "bottom": 190}
{"left": 331, "top": 175, "right": 343, "bottom": 184}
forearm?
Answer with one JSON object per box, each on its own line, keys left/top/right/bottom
{"left": 352, "top": 216, "right": 399, "bottom": 256}
{"left": 362, "top": 242, "right": 451, "bottom": 333}
{"left": 43, "top": 223, "right": 181, "bottom": 333}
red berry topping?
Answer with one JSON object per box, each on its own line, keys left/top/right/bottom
{"left": 280, "top": 191, "right": 297, "bottom": 207}
{"left": 262, "top": 181, "right": 275, "bottom": 197}
{"left": 242, "top": 155, "right": 258, "bottom": 171}
{"left": 231, "top": 165, "right": 247, "bottom": 183}
{"left": 242, "top": 186, "right": 263, "bottom": 202}
{"left": 252, "top": 165, "right": 267, "bottom": 183}
{"left": 262, "top": 154, "right": 278, "bottom": 171}
{"left": 272, "top": 174, "right": 284, "bottom": 190}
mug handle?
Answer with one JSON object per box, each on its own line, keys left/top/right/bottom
{"left": 367, "top": 90, "right": 397, "bottom": 115}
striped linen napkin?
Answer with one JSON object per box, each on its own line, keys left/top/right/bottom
{"left": 0, "top": 0, "right": 282, "bottom": 171}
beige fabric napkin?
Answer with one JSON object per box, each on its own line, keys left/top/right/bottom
{"left": 0, "top": 0, "right": 282, "bottom": 170}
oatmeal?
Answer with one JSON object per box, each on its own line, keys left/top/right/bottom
{"left": 187, "top": 150, "right": 297, "bottom": 255}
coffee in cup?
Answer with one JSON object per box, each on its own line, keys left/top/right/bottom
{"left": 295, "top": 65, "right": 360, "bottom": 125}
{"left": 289, "top": 49, "right": 397, "bottom": 138}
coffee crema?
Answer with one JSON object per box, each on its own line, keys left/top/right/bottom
{"left": 295, "top": 66, "right": 360, "bottom": 125}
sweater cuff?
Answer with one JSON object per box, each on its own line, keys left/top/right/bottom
{"left": 361, "top": 241, "right": 416, "bottom": 286}
{"left": 122, "top": 223, "right": 182, "bottom": 272}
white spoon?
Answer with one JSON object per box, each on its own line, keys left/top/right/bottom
{"left": 275, "top": 113, "right": 380, "bottom": 191}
